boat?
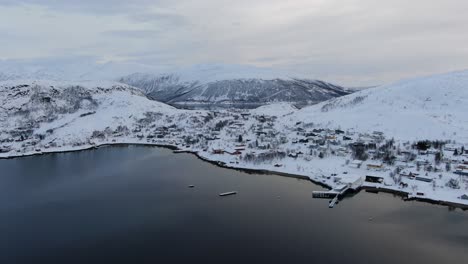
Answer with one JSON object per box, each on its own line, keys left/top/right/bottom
{"left": 219, "top": 191, "right": 237, "bottom": 197}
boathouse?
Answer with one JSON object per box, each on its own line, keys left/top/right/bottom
{"left": 365, "top": 175, "right": 384, "bottom": 183}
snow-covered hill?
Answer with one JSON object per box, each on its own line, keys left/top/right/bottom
{"left": 0, "top": 80, "right": 188, "bottom": 146}
{"left": 284, "top": 70, "right": 468, "bottom": 142}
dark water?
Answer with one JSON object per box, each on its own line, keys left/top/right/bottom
{"left": 1, "top": 146, "right": 467, "bottom": 264}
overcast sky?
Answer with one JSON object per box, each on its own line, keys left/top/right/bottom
{"left": 1, "top": 0, "right": 468, "bottom": 86}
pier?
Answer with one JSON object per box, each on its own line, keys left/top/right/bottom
{"left": 312, "top": 176, "right": 363, "bottom": 208}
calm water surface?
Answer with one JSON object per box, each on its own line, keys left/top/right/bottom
{"left": 0, "top": 146, "right": 467, "bottom": 264}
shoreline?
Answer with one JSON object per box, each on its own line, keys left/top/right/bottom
{"left": 1, "top": 142, "right": 467, "bottom": 210}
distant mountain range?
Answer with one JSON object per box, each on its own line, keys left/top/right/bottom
{"left": 0, "top": 61, "right": 352, "bottom": 108}
{"left": 118, "top": 72, "right": 351, "bottom": 107}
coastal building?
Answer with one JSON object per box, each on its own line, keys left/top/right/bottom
{"left": 455, "top": 169, "right": 468, "bottom": 177}
{"left": 367, "top": 163, "right": 384, "bottom": 170}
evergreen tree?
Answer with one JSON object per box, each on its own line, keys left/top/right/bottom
{"left": 434, "top": 152, "right": 442, "bottom": 165}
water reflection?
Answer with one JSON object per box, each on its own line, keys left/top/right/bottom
{"left": 0, "top": 146, "right": 466, "bottom": 264}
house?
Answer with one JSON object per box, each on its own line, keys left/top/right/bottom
{"left": 0, "top": 146, "right": 11, "bottom": 153}
{"left": 460, "top": 194, "right": 468, "bottom": 200}
{"left": 212, "top": 149, "right": 225, "bottom": 154}
{"left": 367, "top": 163, "right": 384, "bottom": 170}
{"left": 427, "top": 149, "right": 439, "bottom": 155}
{"left": 395, "top": 155, "right": 407, "bottom": 162}
{"left": 241, "top": 113, "right": 251, "bottom": 119}
{"left": 373, "top": 131, "right": 384, "bottom": 136}
{"left": 365, "top": 175, "right": 384, "bottom": 183}
{"left": 454, "top": 169, "right": 468, "bottom": 177}
{"left": 400, "top": 169, "right": 419, "bottom": 178}
{"left": 444, "top": 144, "right": 457, "bottom": 151}
{"left": 415, "top": 176, "right": 433, "bottom": 183}
{"left": 257, "top": 143, "right": 270, "bottom": 150}
{"left": 350, "top": 160, "right": 363, "bottom": 168}
{"left": 415, "top": 158, "right": 430, "bottom": 165}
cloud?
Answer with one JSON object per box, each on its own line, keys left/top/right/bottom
{"left": 127, "top": 11, "right": 188, "bottom": 26}
{"left": 1, "top": 0, "right": 468, "bottom": 85}
{"left": 102, "top": 30, "right": 161, "bottom": 39}
{"left": 0, "top": 0, "right": 168, "bottom": 13}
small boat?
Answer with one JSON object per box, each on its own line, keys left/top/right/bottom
{"left": 188, "top": 185, "right": 195, "bottom": 188}
{"left": 219, "top": 191, "right": 237, "bottom": 197}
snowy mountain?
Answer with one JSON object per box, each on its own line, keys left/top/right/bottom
{"left": 283, "top": 70, "right": 468, "bottom": 142}
{"left": 119, "top": 72, "right": 350, "bottom": 107}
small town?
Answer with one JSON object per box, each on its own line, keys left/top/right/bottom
{"left": 2, "top": 104, "right": 467, "bottom": 208}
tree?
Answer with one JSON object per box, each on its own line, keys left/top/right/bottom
{"left": 318, "top": 152, "right": 324, "bottom": 159}
{"left": 238, "top": 135, "right": 243, "bottom": 143}
{"left": 415, "top": 140, "right": 430, "bottom": 151}
{"left": 390, "top": 171, "right": 397, "bottom": 184}
{"left": 351, "top": 144, "right": 368, "bottom": 161}
{"left": 454, "top": 149, "right": 459, "bottom": 156}
{"left": 446, "top": 162, "right": 451, "bottom": 172}
{"left": 434, "top": 152, "right": 442, "bottom": 165}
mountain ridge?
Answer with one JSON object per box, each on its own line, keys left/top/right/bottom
{"left": 119, "top": 72, "right": 351, "bottom": 106}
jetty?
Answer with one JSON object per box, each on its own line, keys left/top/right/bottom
{"left": 312, "top": 176, "right": 363, "bottom": 208}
